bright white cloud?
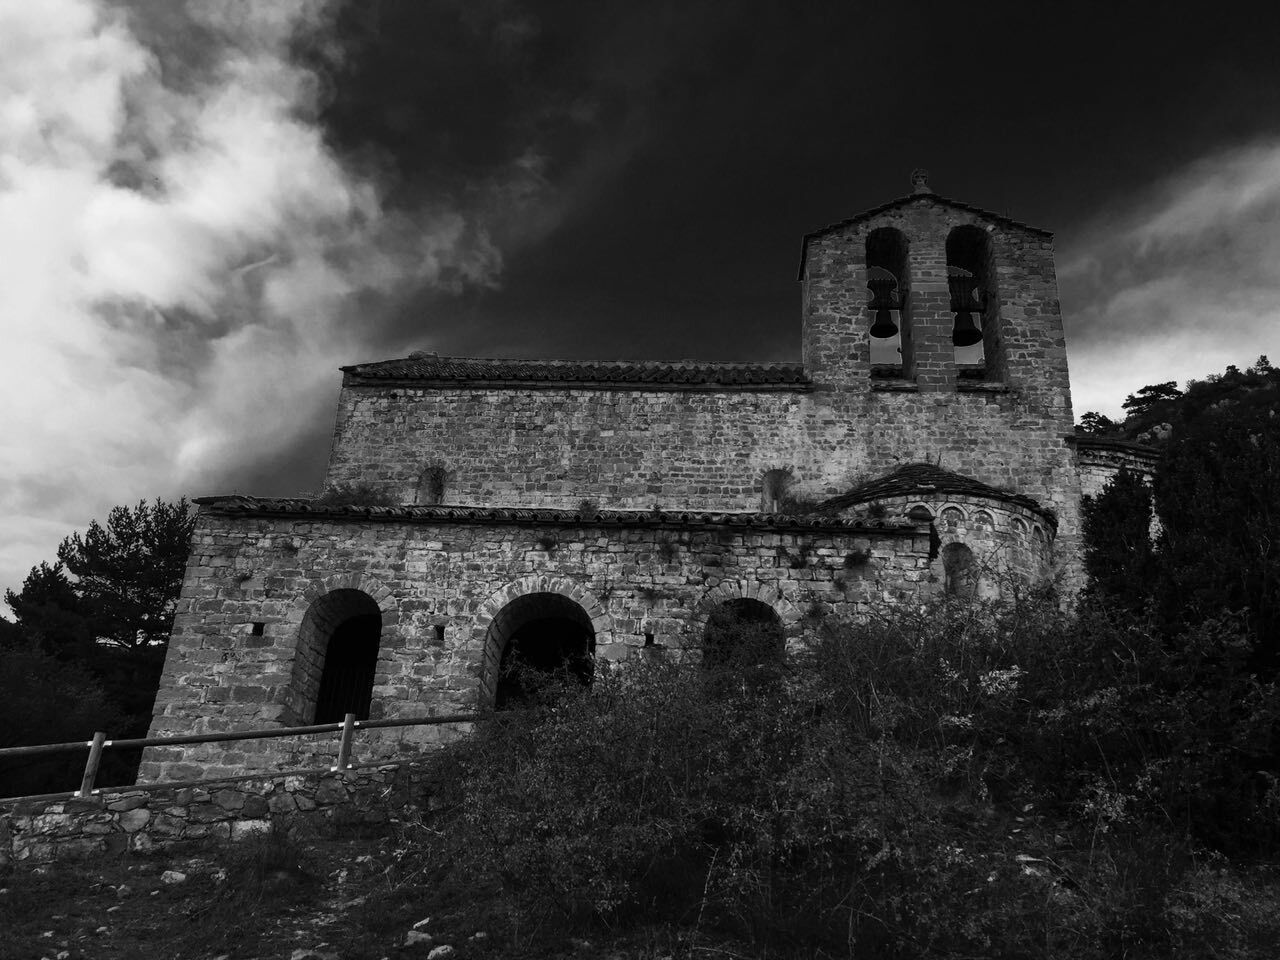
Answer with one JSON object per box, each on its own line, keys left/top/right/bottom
{"left": 1060, "top": 140, "right": 1280, "bottom": 420}
{"left": 0, "top": 0, "right": 507, "bottom": 599}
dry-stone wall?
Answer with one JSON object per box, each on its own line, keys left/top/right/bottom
{"left": 142, "top": 505, "right": 933, "bottom": 780}
{"left": 0, "top": 764, "right": 432, "bottom": 866}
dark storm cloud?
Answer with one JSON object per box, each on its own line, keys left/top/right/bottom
{"left": 7, "top": 0, "right": 1280, "bottom": 598}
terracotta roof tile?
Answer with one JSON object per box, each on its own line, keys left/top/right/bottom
{"left": 340, "top": 356, "right": 810, "bottom": 389}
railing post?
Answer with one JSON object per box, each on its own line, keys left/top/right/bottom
{"left": 78, "top": 731, "right": 107, "bottom": 797}
{"left": 335, "top": 713, "right": 356, "bottom": 770}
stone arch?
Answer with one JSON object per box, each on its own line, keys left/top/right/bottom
{"left": 946, "top": 224, "right": 1002, "bottom": 379}
{"left": 907, "top": 502, "right": 934, "bottom": 521}
{"left": 694, "top": 580, "right": 802, "bottom": 647}
{"left": 940, "top": 504, "right": 967, "bottom": 531}
{"left": 972, "top": 510, "right": 994, "bottom": 529}
{"left": 280, "top": 573, "right": 399, "bottom": 725}
{"left": 866, "top": 226, "right": 912, "bottom": 375}
{"left": 701, "top": 596, "right": 787, "bottom": 673}
{"left": 472, "top": 576, "right": 612, "bottom": 707}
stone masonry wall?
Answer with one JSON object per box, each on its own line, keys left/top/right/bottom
{"left": 832, "top": 493, "right": 1055, "bottom": 595}
{"left": 326, "top": 200, "right": 1082, "bottom": 585}
{"left": 0, "top": 764, "right": 433, "bottom": 866}
{"left": 142, "top": 509, "right": 934, "bottom": 781}
{"left": 1075, "top": 441, "right": 1161, "bottom": 502}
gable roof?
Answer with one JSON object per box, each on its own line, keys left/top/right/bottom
{"left": 341, "top": 356, "right": 811, "bottom": 391}
{"left": 796, "top": 191, "right": 1053, "bottom": 280}
{"left": 820, "top": 462, "right": 1053, "bottom": 523}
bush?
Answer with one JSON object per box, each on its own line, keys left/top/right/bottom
{"left": 410, "top": 595, "right": 1280, "bottom": 957}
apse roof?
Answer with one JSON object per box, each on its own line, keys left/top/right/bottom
{"left": 820, "top": 463, "right": 1053, "bottom": 522}
{"left": 341, "top": 356, "right": 810, "bottom": 390}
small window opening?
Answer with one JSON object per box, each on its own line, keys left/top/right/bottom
{"left": 942, "top": 542, "right": 979, "bottom": 599}
{"left": 946, "top": 226, "right": 1001, "bottom": 380}
{"left": 416, "top": 463, "right": 448, "bottom": 505}
{"left": 434, "top": 624, "right": 445, "bottom": 643}
{"left": 866, "top": 228, "right": 912, "bottom": 379}
{"left": 251, "top": 621, "right": 265, "bottom": 636}
{"left": 760, "top": 467, "right": 793, "bottom": 513}
{"left": 644, "top": 632, "right": 656, "bottom": 647}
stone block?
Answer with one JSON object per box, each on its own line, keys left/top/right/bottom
{"left": 119, "top": 808, "right": 151, "bottom": 832}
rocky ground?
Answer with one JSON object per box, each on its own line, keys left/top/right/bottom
{"left": 0, "top": 832, "right": 705, "bottom": 960}
{"left": 1, "top": 834, "right": 507, "bottom": 960}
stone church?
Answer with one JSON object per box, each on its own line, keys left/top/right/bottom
{"left": 141, "top": 174, "right": 1155, "bottom": 781}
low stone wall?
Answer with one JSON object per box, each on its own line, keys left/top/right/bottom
{"left": 0, "top": 763, "right": 433, "bottom": 866}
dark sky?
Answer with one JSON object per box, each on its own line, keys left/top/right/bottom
{"left": 310, "top": 0, "right": 1280, "bottom": 365}
{"left": 7, "top": 0, "right": 1280, "bottom": 597}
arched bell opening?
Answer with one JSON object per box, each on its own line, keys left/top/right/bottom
{"left": 290, "top": 589, "right": 383, "bottom": 725}
{"left": 866, "top": 228, "right": 912, "bottom": 378}
{"left": 701, "top": 597, "right": 786, "bottom": 676}
{"left": 486, "top": 592, "right": 596, "bottom": 709}
{"left": 946, "top": 226, "right": 1002, "bottom": 380}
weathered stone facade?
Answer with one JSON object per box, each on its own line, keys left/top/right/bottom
{"left": 1071, "top": 436, "right": 1161, "bottom": 502}
{"left": 142, "top": 508, "right": 932, "bottom": 780}
{"left": 143, "top": 178, "right": 1138, "bottom": 780}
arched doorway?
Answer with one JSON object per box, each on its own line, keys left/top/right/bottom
{"left": 290, "top": 589, "right": 383, "bottom": 724}
{"left": 484, "top": 592, "right": 596, "bottom": 708}
{"left": 701, "top": 598, "right": 786, "bottom": 672}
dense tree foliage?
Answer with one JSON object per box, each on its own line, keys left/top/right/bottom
{"left": 1, "top": 498, "right": 194, "bottom": 794}
{"left": 1154, "top": 360, "right": 1280, "bottom": 673}
{"left": 1081, "top": 468, "right": 1155, "bottom": 612}
{"left": 1076, "top": 410, "right": 1119, "bottom": 435}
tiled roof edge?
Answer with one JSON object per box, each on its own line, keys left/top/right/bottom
{"left": 192, "top": 497, "right": 921, "bottom": 533}
{"left": 339, "top": 357, "right": 810, "bottom": 391}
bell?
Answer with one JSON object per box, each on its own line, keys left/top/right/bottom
{"left": 947, "top": 266, "right": 984, "bottom": 347}
{"left": 866, "top": 266, "right": 899, "bottom": 339}
{"left": 952, "top": 313, "right": 983, "bottom": 347}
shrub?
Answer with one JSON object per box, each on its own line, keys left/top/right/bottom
{"left": 313, "top": 482, "right": 398, "bottom": 507}
{"left": 410, "top": 594, "right": 1280, "bottom": 957}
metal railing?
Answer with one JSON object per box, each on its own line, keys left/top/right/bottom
{"left": 0, "top": 712, "right": 480, "bottom": 804}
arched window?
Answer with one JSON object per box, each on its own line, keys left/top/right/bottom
{"left": 941, "top": 543, "right": 979, "bottom": 598}
{"left": 941, "top": 506, "right": 965, "bottom": 531}
{"left": 290, "top": 589, "right": 383, "bottom": 724}
{"left": 972, "top": 510, "right": 994, "bottom": 530}
{"left": 415, "top": 463, "right": 448, "bottom": 505}
{"left": 946, "top": 226, "right": 1001, "bottom": 380}
{"left": 866, "top": 228, "right": 912, "bottom": 379}
{"left": 484, "top": 592, "right": 596, "bottom": 708}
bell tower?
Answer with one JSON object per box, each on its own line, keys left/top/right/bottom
{"left": 797, "top": 171, "right": 1070, "bottom": 405}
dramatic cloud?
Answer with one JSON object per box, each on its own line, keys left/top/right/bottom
{"left": 1060, "top": 140, "right": 1280, "bottom": 419}
{"left": 0, "top": 0, "right": 514, "bottom": 597}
